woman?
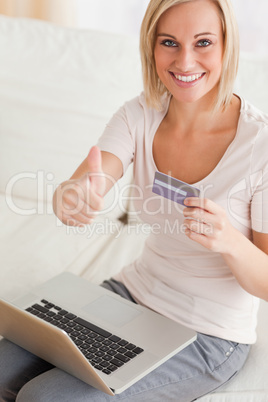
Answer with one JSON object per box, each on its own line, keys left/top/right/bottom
{"left": 1, "top": 0, "right": 268, "bottom": 401}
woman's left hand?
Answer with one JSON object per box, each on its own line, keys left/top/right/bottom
{"left": 183, "top": 197, "right": 239, "bottom": 254}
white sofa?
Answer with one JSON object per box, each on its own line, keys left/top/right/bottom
{"left": 0, "top": 15, "right": 267, "bottom": 401}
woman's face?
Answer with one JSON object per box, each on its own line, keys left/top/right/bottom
{"left": 154, "top": 0, "right": 224, "bottom": 105}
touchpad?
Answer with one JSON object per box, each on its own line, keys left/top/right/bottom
{"left": 83, "top": 295, "right": 142, "bottom": 328}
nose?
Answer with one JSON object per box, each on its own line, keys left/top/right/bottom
{"left": 175, "top": 46, "right": 196, "bottom": 72}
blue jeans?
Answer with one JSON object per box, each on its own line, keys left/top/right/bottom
{"left": 0, "top": 280, "right": 250, "bottom": 402}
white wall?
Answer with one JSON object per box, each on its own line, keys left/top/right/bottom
{"left": 77, "top": 0, "right": 268, "bottom": 56}
{"left": 232, "top": 0, "right": 268, "bottom": 55}
{"left": 77, "top": 0, "right": 149, "bottom": 36}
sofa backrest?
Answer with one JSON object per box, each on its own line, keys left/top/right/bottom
{"left": 0, "top": 15, "right": 142, "bottom": 217}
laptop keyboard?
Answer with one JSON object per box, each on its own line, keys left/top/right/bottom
{"left": 25, "top": 299, "right": 144, "bottom": 375}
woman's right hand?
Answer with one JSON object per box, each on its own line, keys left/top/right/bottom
{"left": 53, "top": 146, "right": 106, "bottom": 227}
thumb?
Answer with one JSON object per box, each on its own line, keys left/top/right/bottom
{"left": 87, "top": 146, "right": 105, "bottom": 196}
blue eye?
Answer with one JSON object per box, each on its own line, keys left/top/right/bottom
{"left": 161, "top": 39, "right": 177, "bottom": 47}
{"left": 196, "top": 39, "right": 212, "bottom": 47}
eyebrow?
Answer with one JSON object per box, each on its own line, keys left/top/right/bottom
{"left": 157, "top": 32, "right": 217, "bottom": 39}
{"left": 194, "top": 32, "right": 217, "bottom": 38}
{"left": 157, "top": 33, "right": 177, "bottom": 39}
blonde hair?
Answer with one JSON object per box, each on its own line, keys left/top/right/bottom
{"left": 140, "top": 0, "right": 240, "bottom": 112}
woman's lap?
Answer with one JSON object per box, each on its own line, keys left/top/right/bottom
{"left": 0, "top": 279, "right": 251, "bottom": 401}
{"left": 0, "top": 335, "right": 250, "bottom": 402}
{"left": 0, "top": 338, "right": 54, "bottom": 401}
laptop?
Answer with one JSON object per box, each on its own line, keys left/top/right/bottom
{"left": 0, "top": 272, "right": 196, "bottom": 395}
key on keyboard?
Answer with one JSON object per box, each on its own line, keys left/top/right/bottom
{"left": 26, "top": 299, "right": 144, "bottom": 375}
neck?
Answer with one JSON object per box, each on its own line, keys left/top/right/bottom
{"left": 167, "top": 95, "right": 220, "bottom": 135}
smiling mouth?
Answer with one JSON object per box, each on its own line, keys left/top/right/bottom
{"left": 171, "top": 72, "right": 205, "bottom": 82}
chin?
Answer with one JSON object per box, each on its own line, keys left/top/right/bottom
{"left": 171, "top": 86, "right": 219, "bottom": 107}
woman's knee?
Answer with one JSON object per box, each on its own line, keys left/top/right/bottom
{"left": 16, "top": 381, "right": 38, "bottom": 402}
{"left": 16, "top": 368, "right": 97, "bottom": 402}
{"left": 16, "top": 372, "right": 59, "bottom": 402}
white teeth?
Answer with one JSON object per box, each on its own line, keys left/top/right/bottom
{"left": 174, "top": 73, "right": 202, "bottom": 82}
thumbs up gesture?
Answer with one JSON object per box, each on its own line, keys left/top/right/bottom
{"left": 53, "top": 146, "right": 106, "bottom": 226}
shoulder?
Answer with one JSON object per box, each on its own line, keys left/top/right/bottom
{"left": 238, "top": 96, "right": 268, "bottom": 152}
{"left": 239, "top": 97, "right": 268, "bottom": 172}
{"left": 123, "top": 92, "right": 170, "bottom": 125}
{"left": 240, "top": 97, "right": 268, "bottom": 128}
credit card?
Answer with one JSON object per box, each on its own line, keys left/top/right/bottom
{"left": 152, "top": 171, "right": 200, "bottom": 205}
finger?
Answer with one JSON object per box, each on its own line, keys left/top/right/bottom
{"left": 87, "top": 146, "right": 105, "bottom": 196}
{"left": 61, "top": 179, "right": 103, "bottom": 215}
{"left": 86, "top": 190, "right": 104, "bottom": 212}
{"left": 58, "top": 199, "right": 89, "bottom": 224}
{"left": 184, "top": 218, "right": 214, "bottom": 236}
{"left": 184, "top": 197, "right": 219, "bottom": 213}
{"left": 184, "top": 200, "right": 227, "bottom": 235}
{"left": 185, "top": 226, "right": 219, "bottom": 251}
{"left": 183, "top": 207, "right": 215, "bottom": 224}
{"left": 62, "top": 193, "right": 101, "bottom": 220}
{"left": 61, "top": 211, "right": 93, "bottom": 226}
{"left": 59, "top": 193, "right": 86, "bottom": 221}
{"left": 57, "top": 180, "right": 88, "bottom": 211}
